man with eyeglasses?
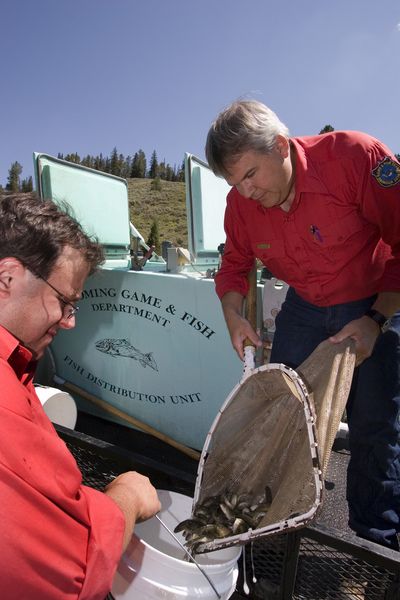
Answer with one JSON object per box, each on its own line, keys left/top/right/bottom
{"left": 0, "top": 192, "right": 160, "bottom": 600}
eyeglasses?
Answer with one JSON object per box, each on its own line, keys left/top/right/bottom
{"left": 34, "top": 272, "right": 79, "bottom": 320}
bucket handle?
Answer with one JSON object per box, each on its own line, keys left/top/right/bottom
{"left": 155, "top": 515, "right": 221, "bottom": 599}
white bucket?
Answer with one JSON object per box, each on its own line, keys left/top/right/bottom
{"left": 34, "top": 385, "right": 77, "bottom": 429}
{"left": 112, "top": 490, "right": 241, "bottom": 599}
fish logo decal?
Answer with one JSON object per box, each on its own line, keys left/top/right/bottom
{"left": 95, "top": 338, "right": 158, "bottom": 371}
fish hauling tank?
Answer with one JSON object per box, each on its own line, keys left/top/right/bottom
{"left": 33, "top": 153, "right": 400, "bottom": 599}
{"left": 34, "top": 152, "right": 249, "bottom": 452}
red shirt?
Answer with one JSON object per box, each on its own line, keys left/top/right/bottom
{"left": 215, "top": 131, "right": 400, "bottom": 306}
{"left": 0, "top": 326, "right": 125, "bottom": 600}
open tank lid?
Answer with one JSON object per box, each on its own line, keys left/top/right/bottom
{"left": 33, "top": 153, "right": 131, "bottom": 268}
{"left": 185, "top": 153, "right": 231, "bottom": 262}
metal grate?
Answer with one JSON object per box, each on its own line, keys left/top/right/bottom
{"left": 235, "top": 533, "right": 400, "bottom": 599}
{"left": 57, "top": 426, "right": 400, "bottom": 599}
{"left": 232, "top": 446, "right": 400, "bottom": 599}
{"left": 240, "top": 536, "right": 288, "bottom": 598}
{"left": 294, "top": 538, "right": 396, "bottom": 599}
{"left": 63, "top": 441, "right": 119, "bottom": 490}
{"left": 57, "top": 424, "right": 195, "bottom": 496}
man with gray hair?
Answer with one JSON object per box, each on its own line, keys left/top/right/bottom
{"left": 206, "top": 100, "right": 400, "bottom": 551}
{"left": 0, "top": 192, "right": 160, "bottom": 599}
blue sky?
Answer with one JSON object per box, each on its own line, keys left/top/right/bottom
{"left": 1, "top": 0, "right": 399, "bottom": 186}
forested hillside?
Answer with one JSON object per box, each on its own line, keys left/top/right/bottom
{"left": 127, "top": 178, "right": 187, "bottom": 249}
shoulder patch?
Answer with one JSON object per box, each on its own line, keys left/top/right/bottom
{"left": 372, "top": 156, "right": 400, "bottom": 187}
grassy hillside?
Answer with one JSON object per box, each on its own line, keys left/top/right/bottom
{"left": 127, "top": 178, "right": 188, "bottom": 248}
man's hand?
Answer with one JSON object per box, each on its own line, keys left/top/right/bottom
{"left": 226, "top": 310, "right": 261, "bottom": 360}
{"left": 329, "top": 316, "right": 381, "bottom": 366}
{"left": 105, "top": 471, "right": 161, "bottom": 551}
{"left": 221, "top": 291, "right": 262, "bottom": 360}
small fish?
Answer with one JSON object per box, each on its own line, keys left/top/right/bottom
{"left": 223, "top": 493, "right": 238, "bottom": 510}
{"left": 193, "top": 506, "right": 210, "bottom": 520}
{"left": 219, "top": 502, "right": 235, "bottom": 521}
{"left": 215, "top": 524, "right": 232, "bottom": 538}
{"left": 174, "top": 488, "right": 272, "bottom": 555}
{"left": 201, "top": 495, "right": 220, "bottom": 508}
{"left": 232, "top": 518, "right": 248, "bottom": 535}
{"left": 265, "top": 486, "right": 273, "bottom": 505}
{"left": 174, "top": 518, "right": 203, "bottom": 534}
{"left": 95, "top": 338, "right": 158, "bottom": 371}
{"left": 251, "top": 502, "right": 271, "bottom": 513}
{"left": 241, "top": 513, "right": 257, "bottom": 528}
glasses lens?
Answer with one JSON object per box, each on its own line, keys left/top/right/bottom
{"left": 29, "top": 267, "right": 79, "bottom": 320}
{"left": 60, "top": 299, "right": 79, "bottom": 319}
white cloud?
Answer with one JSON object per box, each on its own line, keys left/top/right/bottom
{"left": 397, "top": 22, "right": 400, "bottom": 31}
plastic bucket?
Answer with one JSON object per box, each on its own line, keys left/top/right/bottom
{"left": 34, "top": 385, "right": 77, "bottom": 429}
{"left": 112, "top": 490, "right": 241, "bottom": 599}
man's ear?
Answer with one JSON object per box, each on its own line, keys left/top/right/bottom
{"left": 275, "top": 135, "right": 290, "bottom": 159}
{"left": 0, "top": 258, "right": 24, "bottom": 297}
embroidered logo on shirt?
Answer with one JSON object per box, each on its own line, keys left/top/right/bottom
{"left": 372, "top": 156, "right": 400, "bottom": 187}
{"left": 257, "top": 243, "right": 271, "bottom": 249}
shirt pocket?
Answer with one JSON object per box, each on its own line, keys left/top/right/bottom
{"left": 309, "top": 211, "right": 372, "bottom": 269}
{"left": 252, "top": 239, "right": 290, "bottom": 280}
{"left": 312, "top": 212, "right": 366, "bottom": 247}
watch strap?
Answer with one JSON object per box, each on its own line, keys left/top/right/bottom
{"left": 365, "top": 309, "right": 388, "bottom": 331}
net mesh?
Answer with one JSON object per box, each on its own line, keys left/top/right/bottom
{"left": 297, "top": 339, "right": 356, "bottom": 476}
{"left": 195, "top": 338, "right": 356, "bottom": 550}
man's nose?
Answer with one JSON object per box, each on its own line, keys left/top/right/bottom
{"left": 59, "top": 314, "right": 76, "bottom": 330}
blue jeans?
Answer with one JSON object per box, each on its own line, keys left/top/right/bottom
{"left": 270, "top": 287, "right": 400, "bottom": 550}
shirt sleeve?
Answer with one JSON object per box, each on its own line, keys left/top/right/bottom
{"left": 0, "top": 370, "right": 125, "bottom": 600}
{"left": 215, "top": 189, "right": 255, "bottom": 299}
{"left": 78, "top": 487, "right": 125, "bottom": 600}
{"left": 356, "top": 139, "right": 400, "bottom": 292}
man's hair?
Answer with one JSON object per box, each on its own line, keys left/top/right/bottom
{"left": 0, "top": 192, "right": 104, "bottom": 277}
{"left": 205, "top": 100, "right": 290, "bottom": 176}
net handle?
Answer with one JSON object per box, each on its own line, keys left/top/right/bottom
{"left": 244, "top": 263, "right": 257, "bottom": 348}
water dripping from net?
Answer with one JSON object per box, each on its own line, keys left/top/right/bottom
{"left": 242, "top": 545, "right": 250, "bottom": 595}
{"left": 250, "top": 541, "right": 257, "bottom": 583}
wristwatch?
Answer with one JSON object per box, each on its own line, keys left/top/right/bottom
{"left": 365, "top": 309, "right": 389, "bottom": 332}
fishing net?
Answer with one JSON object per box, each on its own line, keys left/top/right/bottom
{"left": 194, "top": 339, "right": 356, "bottom": 552}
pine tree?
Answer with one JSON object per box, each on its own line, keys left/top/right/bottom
{"left": 120, "top": 155, "right": 132, "bottom": 179}
{"left": 165, "top": 164, "right": 174, "bottom": 181}
{"left": 64, "top": 153, "right": 81, "bottom": 164}
{"left": 21, "top": 176, "right": 33, "bottom": 192}
{"left": 158, "top": 160, "right": 167, "bottom": 180}
{"left": 151, "top": 176, "right": 162, "bottom": 191}
{"left": 81, "top": 155, "right": 94, "bottom": 168}
{"left": 94, "top": 153, "right": 107, "bottom": 172}
{"left": 6, "top": 161, "right": 23, "bottom": 191}
{"left": 146, "top": 219, "right": 161, "bottom": 253}
{"left": 177, "top": 159, "right": 185, "bottom": 182}
{"left": 110, "top": 147, "right": 120, "bottom": 176}
{"left": 149, "top": 150, "right": 159, "bottom": 179}
{"left": 130, "top": 150, "right": 147, "bottom": 178}
{"left": 319, "top": 124, "right": 335, "bottom": 134}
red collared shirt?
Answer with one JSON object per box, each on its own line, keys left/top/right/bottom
{"left": 215, "top": 131, "right": 400, "bottom": 306}
{"left": 0, "top": 326, "right": 125, "bottom": 600}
